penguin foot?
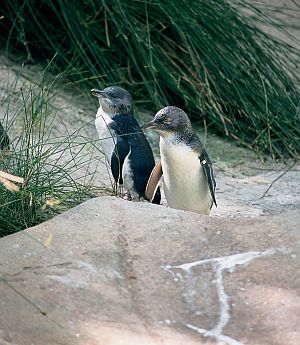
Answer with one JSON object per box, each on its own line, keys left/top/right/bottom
{"left": 122, "top": 192, "right": 132, "bottom": 201}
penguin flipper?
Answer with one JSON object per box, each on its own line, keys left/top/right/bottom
{"left": 145, "top": 160, "right": 163, "bottom": 202}
{"left": 199, "top": 150, "right": 217, "bottom": 207}
{"left": 110, "top": 136, "right": 130, "bottom": 184}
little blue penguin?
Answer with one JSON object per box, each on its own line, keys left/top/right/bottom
{"left": 142, "top": 106, "right": 216, "bottom": 214}
{"left": 91, "top": 86, "right": 161, "bottom": 204}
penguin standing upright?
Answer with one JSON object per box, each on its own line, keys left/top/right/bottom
{"left": 143, "top": 106, "right": 216, "bottom": 214}
{"left": 91, "top": 86, "right": 161, "bottom": 204}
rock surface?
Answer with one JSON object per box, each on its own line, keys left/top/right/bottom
{"left": 1, "top": 196, "right": 300, "bottom": 345}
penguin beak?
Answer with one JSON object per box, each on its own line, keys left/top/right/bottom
{"left": 91, "top": 89, "right": 109, "bottom": 98}
{"left": 141, "top": 121, "right": 157, "bottom": 130}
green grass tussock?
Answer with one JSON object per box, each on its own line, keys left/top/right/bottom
{"left": 2, "top": 0, "right": 300, "bottom": 158}
{"left": 0, "top": 71, "right": 97, "bottom": 237}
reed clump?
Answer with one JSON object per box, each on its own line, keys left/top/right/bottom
{"left": 1, "top": 0, "right": 300, "bottom": 158}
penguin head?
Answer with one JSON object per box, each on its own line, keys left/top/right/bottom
{"left": 91, "top": 86, "right": 133, "bottom": 114}
{"left": 142, "top": 106, "right": 193, "bottom": 137}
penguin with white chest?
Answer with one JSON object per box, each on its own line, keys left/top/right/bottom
{"left": 91, "top": 86, "right": 161, "bottom": 204}
{"left": 143, "top": 106, "right": 216, "bottom": 214}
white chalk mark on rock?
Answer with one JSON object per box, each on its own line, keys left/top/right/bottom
{"left": 163, "top": 247, "right": 289, "bottom": 345}
{"left": 186, "top": 324, "right": 243, "bottom": 345}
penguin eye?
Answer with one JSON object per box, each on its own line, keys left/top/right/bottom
{"left": 154, "top": 117, "right": 163, "bottom": 123}
{"left": 155, "top": 117, "right": 171, "bottom": 125}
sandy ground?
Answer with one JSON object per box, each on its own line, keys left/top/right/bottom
{"left": 246, "top": 0, "right": 300, "bottom": 49}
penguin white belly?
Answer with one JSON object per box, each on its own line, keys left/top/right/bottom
{"left": 160, "top": 139, "right": 212, "bottom": 214}
{"left": 95, "top": 107, "right": 115, "bottom": 163}
{"left": 121, "top": 149, "right": 139, "bottom": 199}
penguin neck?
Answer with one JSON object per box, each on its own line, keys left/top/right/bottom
{"left": 96, "top": 105, "right": 114, "bottom": 119}
{"left": 98, "top": 105, "right": 133, "bottom": 119}
{"left": 160, "top": 130, "right": 193, "bottom": 146}
{"left": 96, "top": 107, "right": 114, "bottom": 130}
{"left": 100, "top": 101, "right": 132, "bottom": 116}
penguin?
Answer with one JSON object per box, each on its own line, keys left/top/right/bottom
{"left": 142, "top": 106, "right": 216, "bottom": 214}
{"left": 91, "top": 86, "right": 161, "bottom": 204}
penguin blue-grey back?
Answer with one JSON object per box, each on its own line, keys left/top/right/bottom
{"left": 91, "top": 86, "right": 161, "bottom": 204}
{"left": 143, "top": 106, "right": 216, "bottom": 214}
